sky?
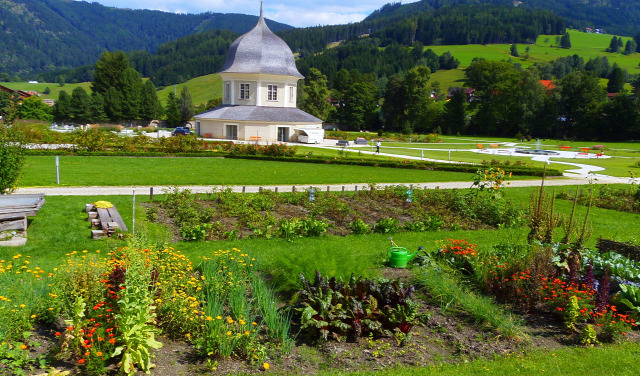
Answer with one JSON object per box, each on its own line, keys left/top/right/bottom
{"left": 85, "top": 0, "right": 418, "bottom": 28}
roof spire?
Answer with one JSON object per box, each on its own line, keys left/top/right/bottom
{"left": 259, "top": 1, "right": 264, "bottom": 21}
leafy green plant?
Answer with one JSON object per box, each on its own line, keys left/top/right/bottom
{"left": 374, "top": 218, "right": 400, "bottom": 233}
{"left": 277, "top": 219, "right": 302, "bottom": 241}
{"left": 580, "top": 324, "right": 599, "bottom": 346}
{"left": 584, "top": 250, "right": 640, "bottom": 282}
{"left": 349, "top": 218, "right": 371, "bottom": 234}
{"left": 112, "top": 255, "right": 163, "bottom": 376}
{"left": 180, "top": 223, "right": 212, "bottom": 241}
{"left": 615, "top": 284, "right": 640, "bottom": 313}
{"left": 293, "top": 271, "right": 417, "bottom": 341}
{"left": 300, "top": 217, "right": 330, "bottom": 237}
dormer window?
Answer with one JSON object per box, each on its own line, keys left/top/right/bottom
{"left": 240, "top": 83, "right": 250, "bottom": 100}
{"left": 267, "top": 85, "right": 278, "bottom": 101}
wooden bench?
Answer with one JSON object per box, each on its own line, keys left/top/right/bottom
{"left": 87, "top": 203, "right": 128, "bottom": 239}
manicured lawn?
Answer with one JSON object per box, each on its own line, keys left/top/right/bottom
{"left": 20, "top": 156, "right": 477, "bottom": 187}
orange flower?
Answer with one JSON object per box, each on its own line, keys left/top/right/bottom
{"left": 78, "top": 359, "right": 85, "bottom": 364}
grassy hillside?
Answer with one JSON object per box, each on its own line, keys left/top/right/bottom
{"left": 156, "top": 74, "right": 222, "bottom": 106}
{"left": 1, "top": 75, "right": 222, "bottom": 107}
{"left": 428, "top": 30, "right": 639, "bottom": 71}
{"left": 0, "top": 82, "right": 92, "bottom": 101}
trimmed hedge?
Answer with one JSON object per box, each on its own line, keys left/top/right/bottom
{"left": 225, "top": 154, "right": 562, "bottom": 177}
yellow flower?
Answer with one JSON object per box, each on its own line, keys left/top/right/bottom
{"left": 185, "top": 333, "right": 191, "bottom": 338}
{"left": 263, "top": 363, "right": 270, "bottom": 370}
{"left": 216, "top": 316, "right": 222, "bottom": 320}
{"left": 30, "top": 315, "right": 36, "bottom": 319}
{"left": 226, "top": 331, "right": 232, "bottom": 336}
{"left": 20, "top": 344, "right": 27, "bottom": 350}
{"left": 19, "top": 304, "right": 26, "bottom": 309}
{"left": 227, "top": 317, "right": 234, "bottom": 324}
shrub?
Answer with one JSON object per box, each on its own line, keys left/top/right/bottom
{"left": 349, "top": 218, "right": 371, "bottom": 234}
{"left": 0, "top": 132, "right": 25, "bottom": 194}
{"left": 374, "top": 218, "right": 400, "bottom": 233}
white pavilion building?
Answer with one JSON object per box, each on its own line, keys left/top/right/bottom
{"left": 194, "top": 5, "right": 323, "bottom": 142}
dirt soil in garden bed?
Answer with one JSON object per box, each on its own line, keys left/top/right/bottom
{"left": 20, "top": 286, "right": 638, "bottom": 376}
{"left": 145, "top": 189, "right": 498, "bottom": 242}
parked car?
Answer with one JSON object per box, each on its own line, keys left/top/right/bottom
{"left": 172, "top": 127, "right": 192, "bottom": 136}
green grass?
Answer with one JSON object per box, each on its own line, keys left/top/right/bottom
{"left": 323, "top": 342, "right": 640, "bottom": 375}
{"left": 426, "top": 29, "right": 640, "bottom": 90}
{"left": 156, "top": 73, "right": 222, "bottom": 107}
{"left": 19, "top": 156, "right": 481, "bottom": 187}
{"left": 419, "top": 267, "right": 525, "bottom": 338}
{"left": 0, "top": 82, "right": 92, "bottom": 101}
{"left": 428, "top": 30, "right": 640, "bottom": 72}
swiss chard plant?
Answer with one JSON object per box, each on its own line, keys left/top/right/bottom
{"left": 292, "top": 271, "right": 418, "bottom": 341}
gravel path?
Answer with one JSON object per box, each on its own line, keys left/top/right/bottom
{"left": 13, "top": 176, "right": 614, "bottom": 196}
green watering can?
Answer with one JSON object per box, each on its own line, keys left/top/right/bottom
{"left": 387, "top": 238, "right": 423, "bottom": 268}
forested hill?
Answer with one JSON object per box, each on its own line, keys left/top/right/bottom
{"left": 279, "top": 5, "right": 564, "bottom": 55}
{"left": 0, "top": 0, "right": 290, "bottom": 77}
{"left": 367, "top": 0, "right": 640, "bottom": 36}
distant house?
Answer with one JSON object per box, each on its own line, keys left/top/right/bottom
{"left": 0, "top": 84, "right": 33, "bottom": 100}
{"left": 446, "top": 87, "right": 464, "bottom": 100}
{"left": 194, "top": 4, "right": 322, "bottom": 142}
{"left": 539, "top": 80, "right": 556, "bottom": 93}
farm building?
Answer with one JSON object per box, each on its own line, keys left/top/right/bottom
{"left": 193, "top": 5, "right": 322, "bottom": 142}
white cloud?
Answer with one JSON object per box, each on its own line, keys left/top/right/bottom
{"left": 79, "top": 0, "right": 419, "bottom": 27}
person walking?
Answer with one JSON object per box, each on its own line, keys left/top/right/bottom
{"left": 376, "top": 140, "right": 381, "bottom": 154}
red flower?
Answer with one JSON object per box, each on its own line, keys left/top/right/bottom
{"left": 78, "top": 359, "right": 85, "bottom": 364}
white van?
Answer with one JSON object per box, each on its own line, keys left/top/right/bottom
{"left": 296, "top": 128, "right": 324, "bottom": 144}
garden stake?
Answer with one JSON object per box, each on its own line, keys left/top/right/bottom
{"left": 275, "top": 187, "right": 278, "bottom": 193}
{"left": 150, "top": 187, "right": 153, "bottom": 201}
{"left": 292, "top": 186, "right": 296, "bottom": 193}
{"left": 342, "top": 186, "right": 345, "bottom": 196}
{"left": 242, "top": 186, "right": 246, "bottom": 193}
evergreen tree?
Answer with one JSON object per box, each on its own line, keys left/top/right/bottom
{"left": 179, "top": 86, "right": 194, "bottom": 125}
{"left": 608, "top": 36, "right": 620, "bottom": 53}
{"left": 118, "top": 67, "right": 143, "bottom": 120}
{"left": 635, "top": 32, "right": 640, "bottom": 52}
{"left": 300, "top": 68, "right": 332, "bottom": 120}
{"left": 557, "top": 71, "right": 605, "bottom": 138}
{"left": 441, "top": 89, "right": 466, "bottom": 135}
{"left": 510, "top": 44, "right": 519, "bottom": 57}
{"left": 339, "top": 74, "right": 378, "bottom": 131}
{"left": 89, "top": 93, "right": 108, "bottom": 123}
{"left": 560, "top": 32, "right": 571, "bottom": 49}
{"left": 43, "top": 87, "right": 51, "bottom": 95}
{"left": 165, "top": 92, "right": 181, "bottom": 126}
{"left": 104, "top": 87, "right": 123, "bottom": 122}
{"left": 139, "top": 80, "right": 162, "bottom": 120}
{"left": 92, "top": 51, "right": 130, "bottom": 95}
{"left": 53, "top": 90, "right": 72, "bottom": 121}
{"left": 70, "top": 87, "right": 92, "bottom": 122}
{"left": 607, "top": 66, "right": 626, "bottom": 93}
{"left": 624, "top": 40, "right": 637, "bottom": 55}
{"left": 382, "top": 74, "right": 407, "bottom": 131}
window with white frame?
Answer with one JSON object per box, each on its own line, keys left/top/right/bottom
{"left": 224, "top": 83, "right": 230, "bottom": 100}
{"left": 240, "top": 83, "right": 250, "bottom": 100}
{"left": 289, "top": 86, "right": 295, "bottom": 103}
{"left": 267, "top": 85, "right": 278, "bottom": 101}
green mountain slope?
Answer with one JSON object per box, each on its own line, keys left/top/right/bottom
{"left": 367, "top": 0, "right": 640, "bottom": 36}
{"left": 0, "top": 0, "right": 291, "bottom": 76}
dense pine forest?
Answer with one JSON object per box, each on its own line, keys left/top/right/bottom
{"left": 0, "top": 0, "right": 290, "bottom": 77}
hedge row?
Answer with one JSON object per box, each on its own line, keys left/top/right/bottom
{"left": 225, "top": 154, "right": 562, "bottom": 177}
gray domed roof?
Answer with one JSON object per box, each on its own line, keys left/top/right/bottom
{"left": 219, "top": 7, "right": 303, "bottom": 78}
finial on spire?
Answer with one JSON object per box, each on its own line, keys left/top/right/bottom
{"left": 259, "top": 1, "right": 263, "bottom": 20}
